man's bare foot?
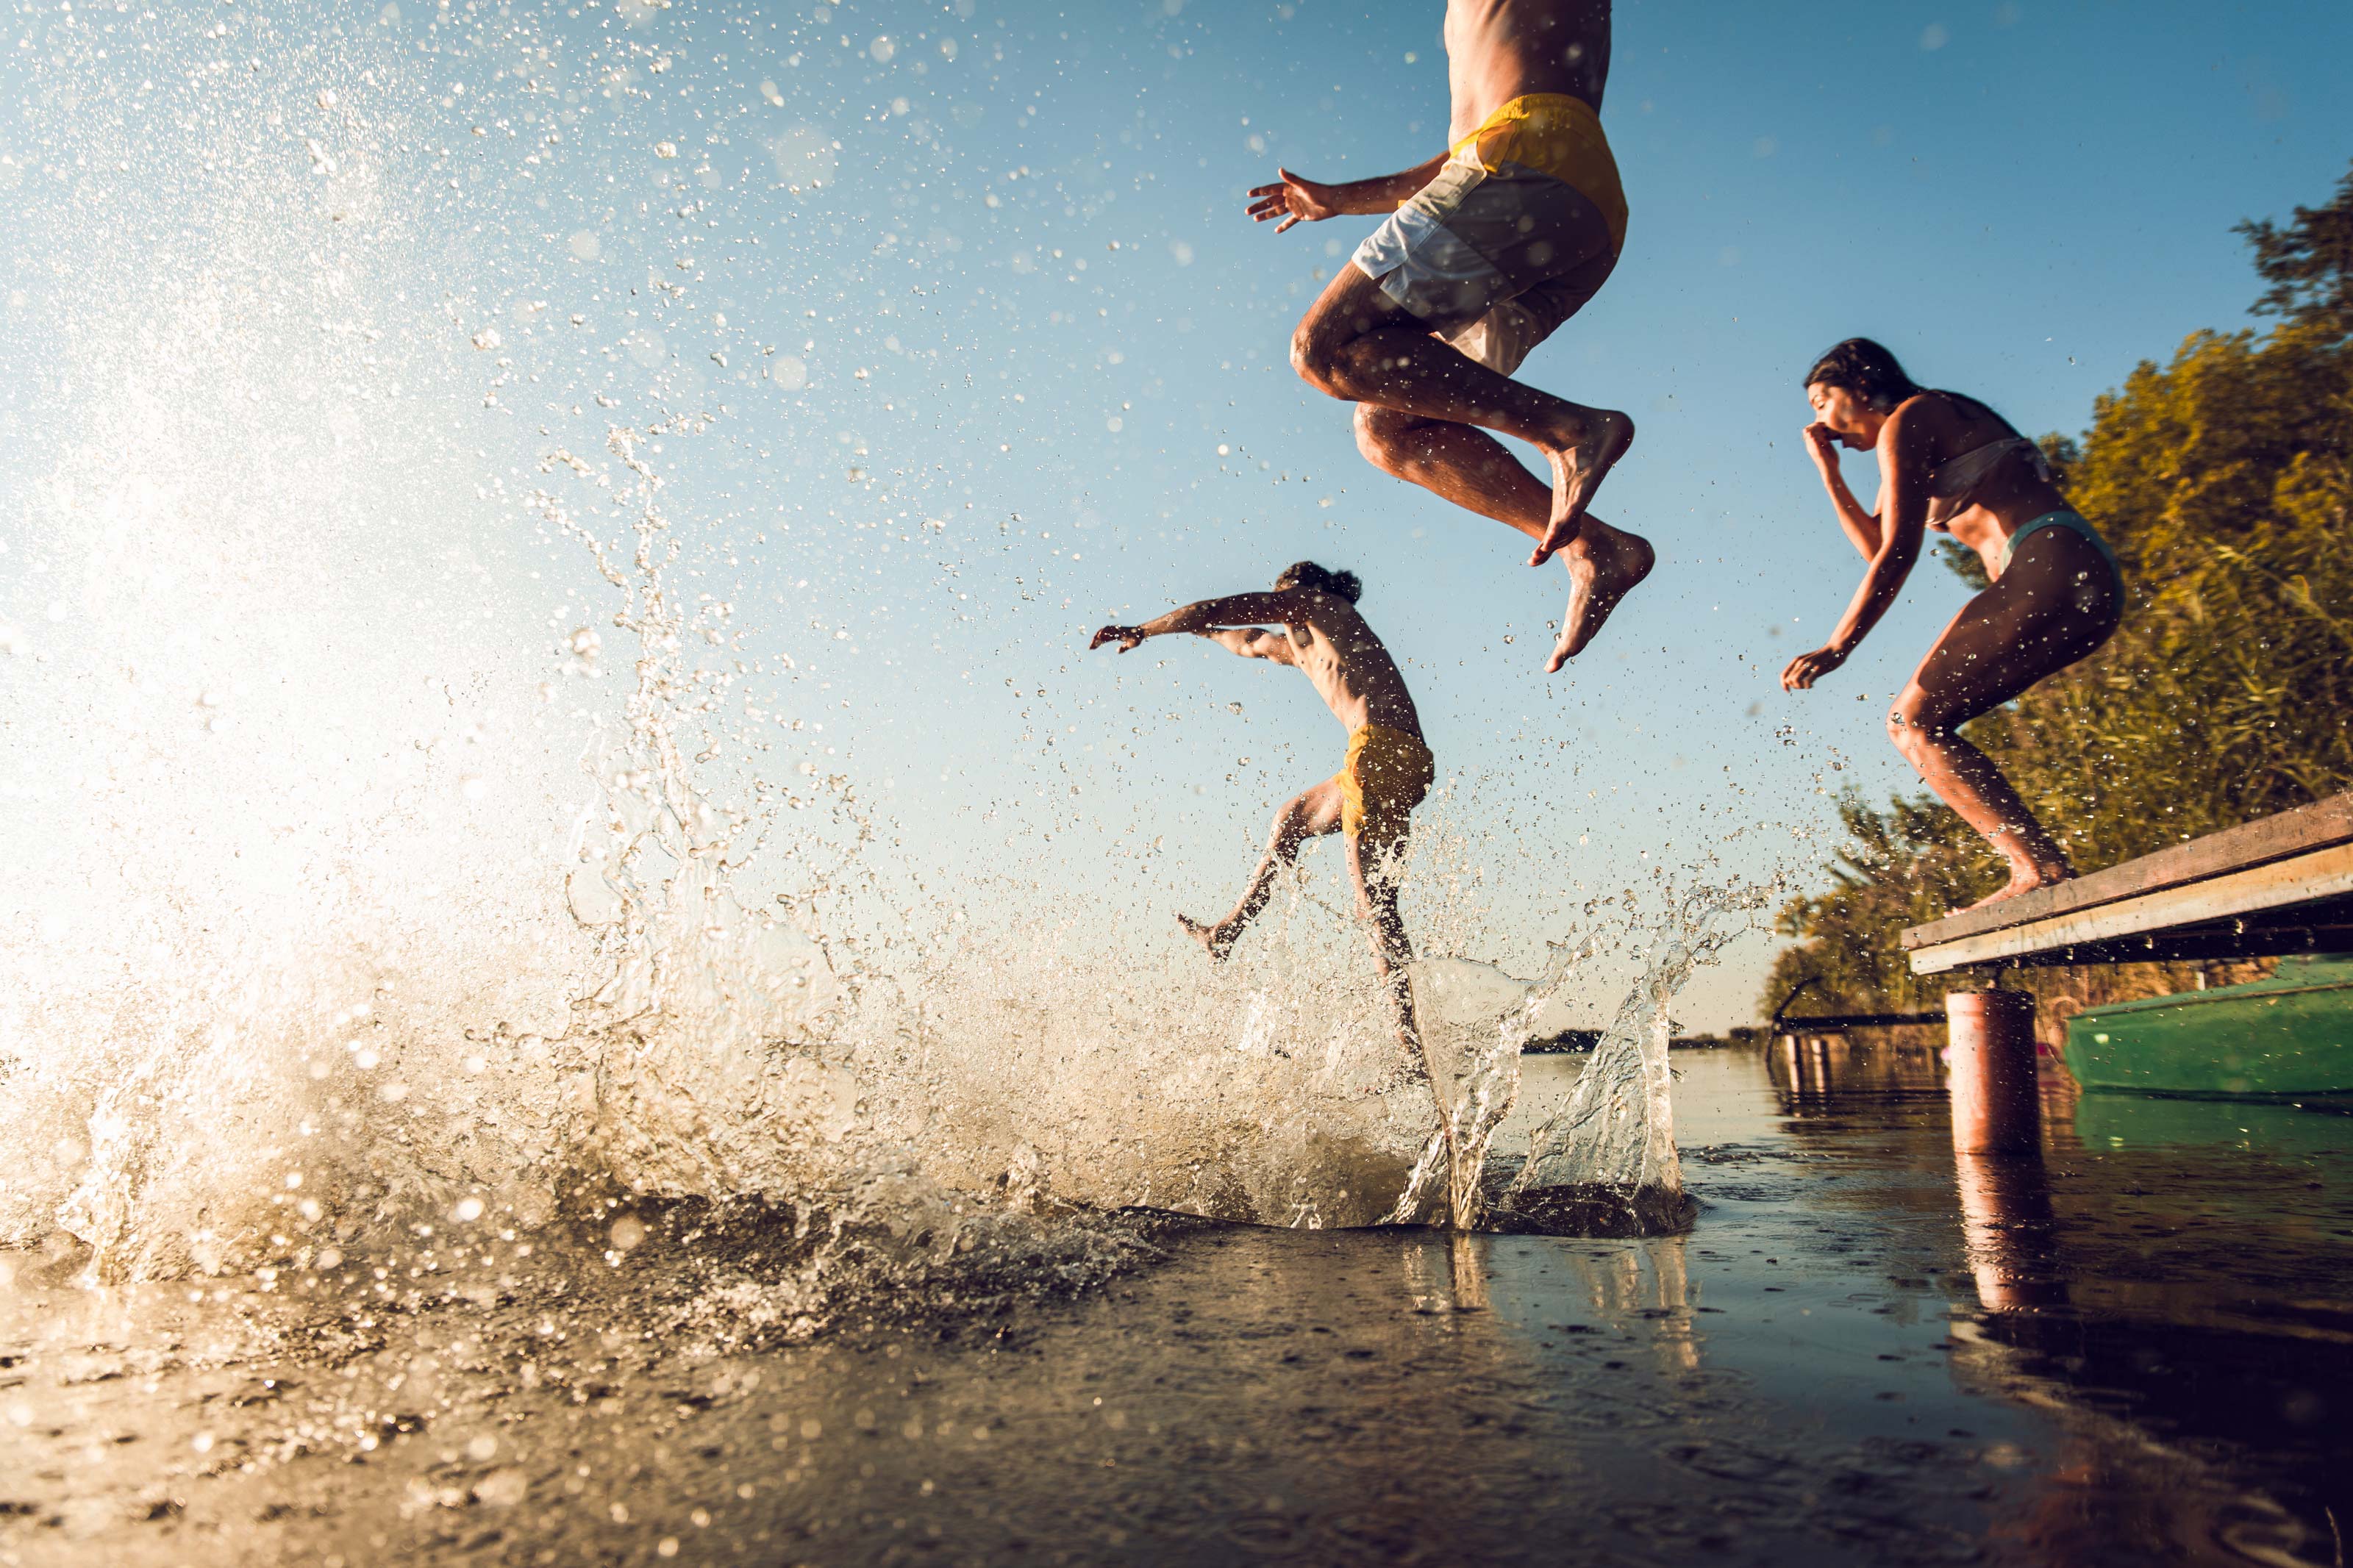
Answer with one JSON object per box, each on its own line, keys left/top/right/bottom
{"left": 1178, "top": 913, "right": 1235, "bottom": 962}
{"left": 1529, "top": 409, "right": 1635, "bottom": 566}
{"left": 1958, "top": 863, "right": 2075, "bottom": 914}
{"left": 1546, "top": 522, "right": 1655, "bottom": 672}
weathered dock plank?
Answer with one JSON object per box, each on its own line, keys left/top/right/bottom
{"left": 1903, "top": 792, "right": 2353, "bottom": 975}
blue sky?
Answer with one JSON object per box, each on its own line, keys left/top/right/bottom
{"left": 4, "top": 0, "right": 2350, "bottom": 1029}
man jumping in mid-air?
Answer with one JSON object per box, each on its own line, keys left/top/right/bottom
{"left": 1090, "top": 562, "right": 1434, "bottom": 1081}
{"left": 1249, "top": 0, "right": 1649, "bottom": 673}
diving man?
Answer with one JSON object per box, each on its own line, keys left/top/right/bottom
{"left": 1091, "top": 562, "right": 1434, "bottom": 1075}
{"left": 1250, "top": 0, "right": 1650, "bottom": 673}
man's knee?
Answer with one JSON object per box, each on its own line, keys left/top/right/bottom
{"left": 1290, "top": 319, "right": 1344, "bottom": 395}
{"left": 1353, "top": 404, "right": 1421, "bottom": 467}
{"left": 1271, "top": 798, "right": 1320, "bottom": 851}
{"left": 1352, "top": 829, "right": 1409, "bottom": 887}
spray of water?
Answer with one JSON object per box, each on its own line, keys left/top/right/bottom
{"left": 1, "top": 4, "right": 1767, "bottom": 1320}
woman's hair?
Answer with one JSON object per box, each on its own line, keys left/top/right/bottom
{"left": 1274, "top": 560, "right": 1363, "bottom": 603}
{"left": 1804, "top": 337, "right": 2019, "bottom": 433}
{"left": 1802, "top": 337, "right": 1923, "bottom": 412}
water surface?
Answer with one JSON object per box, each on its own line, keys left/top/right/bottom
{"left": 4, "top": 1045, "right": 2348, "bottom": 1567}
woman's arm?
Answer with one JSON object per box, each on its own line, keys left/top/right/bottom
{"left": 1246, "top": 156, "right": 1449, "bottom": 230}
{"left": 1782, "top": 412, "right": 1930, "bottom": 690}
{"left": 1805, "top": 423, "right": 1882, "bottom": 559}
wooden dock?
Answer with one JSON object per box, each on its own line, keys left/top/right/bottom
{"left": 1904, "top": 792, "right": 2353, "bottom": 976}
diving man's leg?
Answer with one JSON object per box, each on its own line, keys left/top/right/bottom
{"left": 1180, "top": 778, "right": 1343, "bottom": 959}
{"left": 1293, "top": 266, "right": 1635, "bottom": 573}
{"left": 1346, "top": 823, "right": 1422, "bottom": 1074}
{"left": 1296, "top": 265, "right": 1649, "bottom": 665}
{"left": 1354, "top": 406, "right": 1654, "bottom": 670}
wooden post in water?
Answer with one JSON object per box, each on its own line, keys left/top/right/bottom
{"left": 1945, "top": 988, "right": 2039, "bottom": 1154}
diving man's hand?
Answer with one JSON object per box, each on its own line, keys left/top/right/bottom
{"left": 1090, "top": 625, "right": 1146, "bottom": 654}
{"left": 1246, "top": 169, "right": 1342, "bottom": 233}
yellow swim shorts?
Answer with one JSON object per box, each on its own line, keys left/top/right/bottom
{"left": 1352, "top": 93, "right": 1627, "bottom": 373}
{"left": 1333, "top": 723, "right": 1436, "bottom": 841}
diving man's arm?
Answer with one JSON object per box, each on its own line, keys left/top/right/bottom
{"left": 1090, "top": 592, "right": 1303, "bottom": 653}
{"left": 1202, "top": 627, "right": 1297, "bottom": 664}
{"left": 1246, "top": 155, "right": 1449, "bottom": 229}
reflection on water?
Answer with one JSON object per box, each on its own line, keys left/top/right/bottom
{"left": 5, "top": 1042, "right": 2350, "bottom": 1566}
{"left": 1953, "top": 1151, "right": 2068, "bottom": 1312}
{"left": 1763, "top": 1031, "right": 2353, "bottom": 1566}
{"left": 1766, "top": 1028, "right": 1949, "bottom": 1109}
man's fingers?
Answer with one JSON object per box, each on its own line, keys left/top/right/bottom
{"left": 1246, "top": 181, "right": 1285, "bottom": 198}
{"left": 1277, "top": 215, "right": 1299, "bottom": 234}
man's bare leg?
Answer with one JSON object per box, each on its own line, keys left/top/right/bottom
{"left": 1345, "top": 829, "right": 1424, "bottom": 1075}
{"left": 1357, "top": 406, "right": 1654, "bottom": 668}
{"left": 1294, "top": 267, "right": 1635, "bottom": 566}
{"left": 1180, "top": 779, "right": 1342, "bottom": 960}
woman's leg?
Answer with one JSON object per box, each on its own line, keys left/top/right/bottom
{"left": 1889, "top": 528, "right": 2122, "bottom": 908}
{"left": 1180, "top": 778, "right": 1344, "bottom": 959}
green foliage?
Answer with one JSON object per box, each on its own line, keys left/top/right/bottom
{"left": 2238, "top": 160, "right": 2353, "bottom": 341}
{"left": 1765, "top": 162, "right": 2353, "bottom": 1018}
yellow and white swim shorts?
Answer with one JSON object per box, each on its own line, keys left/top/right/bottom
{"left": 1334, "top": 723, "right": 1436, "bottom": 842}
{"left": 1352, "top": 93, "right": 1628, "bottom": 375}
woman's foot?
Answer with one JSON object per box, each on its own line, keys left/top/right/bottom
{"left": 1178, "top": 913, "right": 1235, "bottom": 961}
{"left": 1958, "top": 861, "right": 2075, "bottom": 914}
{"left": 1529, "top": 409, "right": 1635, "bottom": 567}
{"left": 1547, "top": 521, "right": 1655, "bottom": 672}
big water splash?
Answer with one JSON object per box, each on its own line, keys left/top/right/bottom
{"left": 0, "top": 2, "right": 1768, "bottom": 1320}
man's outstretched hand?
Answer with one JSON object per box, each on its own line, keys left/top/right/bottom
{"left": 1090, "top": 625, "right": 1145, "bottom": 653}
{"left": 1246, "top": 169, "right": 1341, "bottom": 233}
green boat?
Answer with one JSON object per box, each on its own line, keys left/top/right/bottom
{"left": 2064, "top": 953, "right": 2353, "bottom": 1097}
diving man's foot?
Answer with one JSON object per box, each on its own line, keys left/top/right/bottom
{"left": 1958, "top": 862, "right": 2075, "bottom": 914}
{"left": 1546, "top": 521, "right": 1655, "bottom": 672}
{"left": 1179, "top": 914, "right": 1235, "bottom": 962}
{"left": 1529, "top": 409, "right": 1635, "bottom": 567}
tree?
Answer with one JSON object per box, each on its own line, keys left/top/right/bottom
{"left": 2238, "top": 160, "right": 2353, "bottom": 341}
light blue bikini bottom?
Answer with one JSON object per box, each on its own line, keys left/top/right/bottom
{"left": 1998, "top": 509, "right": 2121, "bottom": 583}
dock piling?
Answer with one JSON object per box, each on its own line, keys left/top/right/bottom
{"left": 1945, "top": 988, "right": 2040, "bottom": 1154}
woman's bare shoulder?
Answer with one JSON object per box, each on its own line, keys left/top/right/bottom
{"left": 1879, "top": 393, "right": 1973, "bottom": 465}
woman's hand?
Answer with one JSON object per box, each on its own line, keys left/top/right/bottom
{"left": 1780, "top": 643, "right": 1849, "bottom": 691}
{"left": 1803, "top": 422, "right": 1844, "bottom": 473}
{"left": 1246, "top": 169, "right": 1343, "bottom": 233}
{"left": 1090, "top": 625, "right": 1145, "bottom": 653}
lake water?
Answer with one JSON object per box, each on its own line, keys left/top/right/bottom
{"left": 4, "top": 1042, "right": 2348, "bottom": 1567}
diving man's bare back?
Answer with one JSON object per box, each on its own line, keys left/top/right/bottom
{"left": 1446, "top": 0, "right": 1610, "bottom": 136}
